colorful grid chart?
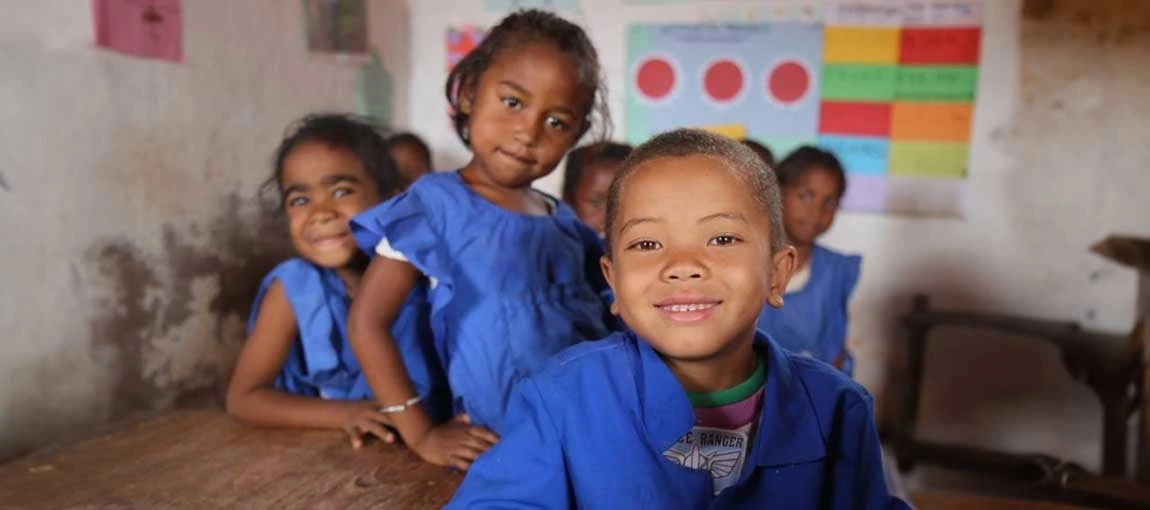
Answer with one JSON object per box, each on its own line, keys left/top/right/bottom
{"left": 625, "top": 1, "right": 983, "bottom": 216}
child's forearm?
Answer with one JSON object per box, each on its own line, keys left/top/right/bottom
{"left": 226, "top": 387, "right": 375, "bottom": 430}
{"left": 349, "top": 328, "right": 434, "bottom": 446}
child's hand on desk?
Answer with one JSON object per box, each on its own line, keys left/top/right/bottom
{"left": 411, "top": 414, "right": 500, "bottom": 470}
{"left": 343, "top": 407, "right": 397, "bottom": 449}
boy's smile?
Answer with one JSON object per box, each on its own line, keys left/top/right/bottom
{"left": 654, "top": 292, "right": 722, "bottom": 323}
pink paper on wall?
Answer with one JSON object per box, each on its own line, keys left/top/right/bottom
{"left": 93, "top": 0, "right": 182, "bottom": 62}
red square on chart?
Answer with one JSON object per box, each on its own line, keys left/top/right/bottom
{"left": 819, "top": 101, "right": 892, "bottom": 137}
{"left": 899, "top": 27, "right": 980, "bottom": 65}
{"left": 93, "top": 0, "right": 182, "bottom": 62}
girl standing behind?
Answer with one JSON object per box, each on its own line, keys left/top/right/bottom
{"left": 755, "top": 146, "right": 861, "bottom": 374}
{"left": 348, "top": 10, "right": 612, "bottom": 470}
{"left": 226, "top": 114, "right": 450, "bottom": 448}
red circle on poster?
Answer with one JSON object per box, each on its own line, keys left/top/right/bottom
{"left": 767, "top": 60, "right": 810, "bottom": 105}
{"left": 703, "top": 59, "right": 744, "bottom": 103}
{"left": 635, "top": 57, "right": 676, "bottom": 101}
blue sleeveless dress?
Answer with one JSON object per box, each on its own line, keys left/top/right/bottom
{"left": 351, "top": 171, "right": 612, "bottom": 433}
{"left": 247, "top": 258, "right": 451, "bottom": 422}
{"left": 755, "top": 245, "right": 861, "bottom": 375}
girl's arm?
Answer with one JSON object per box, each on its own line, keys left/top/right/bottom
{"left": 348, "top": 256, "right": 499, "bottom": 469}
{"left": 226, "top": 281, "right": 394, "bottom": 448}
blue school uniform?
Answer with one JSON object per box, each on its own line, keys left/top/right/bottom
{"left": 448, "top": 330, "right": 908, "bottom": 510}
{"left": 350, "top": 171, "right": 611, "bottom": 433}
{"left": 247, "top": 258, "right": 451, "bottom": 422}
{"left": 756, "top": 244, "right": 861, "bottom": 375}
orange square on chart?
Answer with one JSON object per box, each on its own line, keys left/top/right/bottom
{"left": 890, "top": 102, "right": 973, "bottom": 141}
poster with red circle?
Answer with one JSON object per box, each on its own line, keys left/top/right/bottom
{"left": 627, "top": 23, "right": 822, "bottom": 156}
{"left": 626, "top": 6, "right": 984, "bottom": 219}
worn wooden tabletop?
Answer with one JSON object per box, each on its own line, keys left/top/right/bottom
{"left": 0, "top": 409, "right": 462, "bottom": 509}
{"left": 0, "top": 409, "right": 1104, "bottom": 509}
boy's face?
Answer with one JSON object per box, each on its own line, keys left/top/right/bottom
{"left": 601, "top": 155, "right": 795, "bottom": 363}
{"left": 281, "top": 142, "right": 382, "bottom": 270}
{"left": 572, "top": 160, "right": 622, "bottom": 235}
{"left": 781, "top": 167, "right": 841, "bottom": 248}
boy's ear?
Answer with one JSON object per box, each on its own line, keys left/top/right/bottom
{"left": 600, "top": 254, "right": 614, "bottom": 289}
{"left": 766, "top": 244, "right": 797, "bottom": 308}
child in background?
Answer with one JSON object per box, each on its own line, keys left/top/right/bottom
{"left": 561, "top": 141, "right": 632, "bottom": 236}
{"left": 387, "top": 132, "right": 433, "bottom": 188}
{"left": 348, "top": 9, "right": 612, "bottom": 470}
{"left": 226, "top": 114, "right": 450, "bottom": 449}
{"left": 448, "top": 129, "right": 906, "bottom": 509}
{"left": 740, "top": 138, "right": 775, "bottom": 169}
{"left": 756, "top": 146, "right": 860, "bottom": 374}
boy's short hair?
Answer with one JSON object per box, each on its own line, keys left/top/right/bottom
{"left": 604, "top": 128, "right": 786, "bottom": 254}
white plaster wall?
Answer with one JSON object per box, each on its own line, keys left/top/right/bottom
{"left": 0, "top": 0, "right": 410, "bottom": 460}
{"left": 403, "top": 0, "right": 1150, "bottom": 475}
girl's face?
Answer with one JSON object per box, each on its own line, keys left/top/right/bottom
{"left": 781, "top": 166, "right": 841, "bottom": 248}
{"left": 601, "top": 155, "right": 795, "bottom": 366}
{"left": 572, "top": 160, "right": 623, "bottom": 235}
{"left": 462, "top": 42, "right": 589, "bottom": 189}
{"left": 280, "top": 142, "right": 382, "bottom": 270}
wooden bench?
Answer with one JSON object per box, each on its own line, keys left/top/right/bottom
{"left": 0, "top": 410, "right": 462, "bottom": 509}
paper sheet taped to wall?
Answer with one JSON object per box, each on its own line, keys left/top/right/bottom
{"left": 302, "top": 0, "right": 368, "bottom": 54}
{"left": 93, "top": 0, "right": 182, "bottom": 62}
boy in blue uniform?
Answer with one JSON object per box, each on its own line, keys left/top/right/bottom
{"left": 448, "top": 129, "right": 908, "bottom": 509}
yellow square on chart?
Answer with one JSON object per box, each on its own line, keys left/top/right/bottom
{"left": 824, "top": 26, "right": 901, "bottom": 64}
{"left": 700, "top": 123, "right": 747, "bottom": 140}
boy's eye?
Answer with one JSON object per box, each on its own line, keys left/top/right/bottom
{"left": 709, "top": 234, "right": 742, "bottom": 246}
{"left": 286, "top": 195, "right": 308, "bottom": 208}
{"left": 501, "top": 96, "right": 522, "bottom": 109}
{"left": 332, "top": 187, "right": 353, "bottom": 199}
{"left": 545, "top": 116, "right": 569, "bottom": 131}
{"left": 627, "top": 239, "right": 661, "bottom": 251}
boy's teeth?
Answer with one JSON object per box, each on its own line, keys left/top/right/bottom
{"left": 666, "top": 303, "right": 713, "bottom": 312}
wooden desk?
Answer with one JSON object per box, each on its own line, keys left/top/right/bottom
{"left": 0, "top": 410, "right": 462, "bottom": 509}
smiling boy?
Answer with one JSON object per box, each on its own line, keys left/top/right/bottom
{"left": 447, "top": 129, "right": 908, "bottom": 509}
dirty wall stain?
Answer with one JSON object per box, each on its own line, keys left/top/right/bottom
{"left": 86, "top": 194, "right": 292, "bottom": 417}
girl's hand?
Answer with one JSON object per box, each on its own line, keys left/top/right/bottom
{"left": 342, "top": 407, "right": 397, "bottom": 449}
{"left": 410, "top": 414, "right": 500, "bottom": 470}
